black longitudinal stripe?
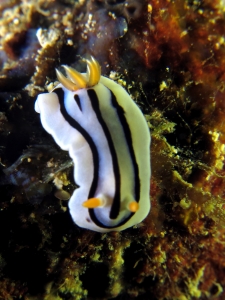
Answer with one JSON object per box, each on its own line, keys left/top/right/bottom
{"left": 74, "top": 94, "right": 82, "bottom": 111}
{"left": 87, "top": 88, "right": 135, "bottom": 229}
{"left": 87, "top": 89, "right": 121, "bottom": 220}
{"left": 110, "top": 90, "right": 140, "bottom": 203}
{"left": 54, "top": 88, "right": 99, "bottom": 198}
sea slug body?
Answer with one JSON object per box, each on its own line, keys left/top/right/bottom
{"left": 35, "top": 57, "right": 151, "bottom": 232}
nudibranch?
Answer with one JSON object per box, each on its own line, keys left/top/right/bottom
{"left": 35, "top": 57, "right": 151, "bottom": 232}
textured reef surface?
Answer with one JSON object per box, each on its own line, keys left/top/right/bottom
{"left": 1, "top": 0, "right": 225, "bottom": 299}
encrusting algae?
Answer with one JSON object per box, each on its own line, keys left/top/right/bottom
{"left": 0, "top": 0, "right": 225, "bottom": 299}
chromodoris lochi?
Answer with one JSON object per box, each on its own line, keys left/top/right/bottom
{"left": 35, "top": 57, "right": 151, "bottom": 232}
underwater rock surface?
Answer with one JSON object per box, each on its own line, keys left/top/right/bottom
{"left": 0, "top": 0, "right": 225, "bottom": 299}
